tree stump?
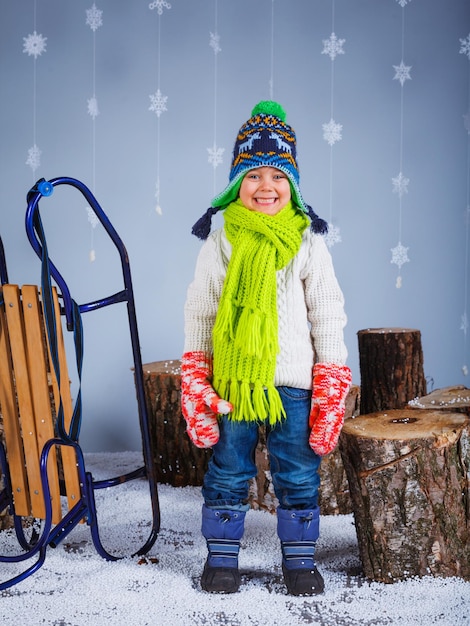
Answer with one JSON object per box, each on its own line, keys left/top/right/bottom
{"left": 141, "top": 360, "right": 359, "bottom": 514}
{"left": 408, "top": 385, "right": 470, "bottom": 417}
{"left": 339, "top": 408, "right": 470, "bottom": 582}
{"left": 358, "top": 328, "right": 426, "bottom": 414}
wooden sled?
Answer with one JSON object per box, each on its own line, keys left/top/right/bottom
{"left": 0, "top": 177, "right": 160, "bottom": 590}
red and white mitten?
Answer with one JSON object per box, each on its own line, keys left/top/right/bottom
{"left": 309, "top": 363, "right": 352, "bottom": 456}
{"left": 180, "top": 351, "right": 232, "bottom": 449}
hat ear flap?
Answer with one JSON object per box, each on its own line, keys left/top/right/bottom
{"left": 305, "top": 205, "right": 328, "bottom": 235}
{"left": 191, "top": 206, "right": 220, "bottom": 240}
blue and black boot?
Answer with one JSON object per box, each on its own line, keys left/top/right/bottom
{"left": 277, "top": 506, "right": 325, "bottom": 596}
{"left": 200, "top": 505, "right": 246, "bottom": 593}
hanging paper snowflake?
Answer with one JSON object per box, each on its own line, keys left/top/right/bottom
{"left": 26, "top": 144, "right": 41, "bottom": 172}
{"left": 324, "top": 223, "right": 342, "bottom": 248}
{"left": 86, "top": 4, "right": 103, "bottom": 32}
{"left": 85, "top": 205, "right": 99, "bottom": 229}
{"left": 459, "top": 34, "right": 470, "bottom": 59}
{"left": 461, "top": 312, "right": 469, "bottom": 335}
{"left": 210, "top": 32, "right": 221, "bottom": 54}
{"left": 322, "top": 119, "right": 342, "bottom": 146}
{"left": 207, "top": 144, "right": 224, "bottom": 169}
{"left": 391, "top": 241, "right": 409, "bottom": 269}
{"left": 392, "top": 172, "right": 410, "bottom": 197}
{"left": 149, "top": 0, "right": 171, "bottom": 14}
{"left": 23, "top": 31, "right": 47, "bottom": 58}
{"left": 393, "top": 60, "right": 412, "bottom": 86}
{"left": 396, "top": 0, "right": 412, "bottom": 7}
{"left": 87, "top": 97, "right": 99, "bottom": 118}
{"left": 149, "top": 90, "right": 168, "bottom": 117}
{"left": 321, "top": 32, "right": 345, "bottom": 61}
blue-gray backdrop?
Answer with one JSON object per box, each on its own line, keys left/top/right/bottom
{"left": 1, "top": 0, "right": 469, "bottom": 451}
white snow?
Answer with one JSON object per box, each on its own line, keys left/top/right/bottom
{"left": 1, "top": 451, "right": 468, "bottom": 626}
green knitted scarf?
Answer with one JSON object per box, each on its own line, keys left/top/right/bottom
{"left": 212, "top": 198, "right": 309, "bottom": 424}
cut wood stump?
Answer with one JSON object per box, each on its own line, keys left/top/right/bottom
{"left": 339, "top": 408, "right": 470, "bottom": 582}
{"left": 358, "top": 328, "right": 426, "bottom": 414}
{"left": 142, "top": 360, "right": 359, "bottom": 514}
{"left": 408, "top": 385, "right": 470, "bottom": 417}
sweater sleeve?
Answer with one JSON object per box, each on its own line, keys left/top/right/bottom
{"left": 302, "top": 232, "right": 348, "bottom": 365}
{"left": 184, "top": 230, "right": 226, "bottom": 354}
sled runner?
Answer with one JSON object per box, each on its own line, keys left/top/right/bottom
{"left": 0, "top": 177, "right": 161, "bottom": 590}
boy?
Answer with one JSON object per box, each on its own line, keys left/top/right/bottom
{"left": 182, "top": 101, "right": 351, "bottom": 596}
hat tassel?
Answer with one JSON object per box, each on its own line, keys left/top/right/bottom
{"left": 192, "top": 206, "right": 220, "bottom": 240}
{"left": 305, "top": 205, "right": 328, "bottom": 235}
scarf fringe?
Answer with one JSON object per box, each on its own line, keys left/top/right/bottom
{"left": 214, "top": 379, "right": 286, "bottom": 425}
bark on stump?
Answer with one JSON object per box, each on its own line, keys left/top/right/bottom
{"left": 408, "top": 385, "right": 470, "bottom": 417}
{"left": 142, "top": 360, "right": 359, "bottom": 515}
{"left": 339, "top": 408, "right": 470, "bottom": 582}
{"left": 358, "top": 328, "right": 426, "bottom": 414}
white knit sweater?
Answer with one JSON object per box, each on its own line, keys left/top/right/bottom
{"left": 184, "top": 227, "right": 348, "bottom": 390}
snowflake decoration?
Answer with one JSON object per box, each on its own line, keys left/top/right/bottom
{"left": 459, "top": 34, "right": 470, "bottom": 59}
{"left": 392, "top": 172, "right": 410, "bottom": 197}
{"left": 85, "top": 206, "right": 99, "bottom": 229}
{"left": 321, "top": 32, "right": 345, "bottom": 61}
{"left": 210, "top": 32, "right": 221, "bottom": 55}
{"left": 393, "top": 60, "right": 412, "bottom": 86}
{"left": 23, "top": 31, "right": 47, "bottom": 58}
{"left": 149, "top": 0, "right": 171, "bottom": 14}
{"left": 149, "top": 90, "right": 168, "bottom": 117}
{"left": 391, "top": 241, "right": 409, "bottom": 269}
{"left": 461, "top": 312, "right": 468, "bottom": 335}
{"left": 87, "top": 96, "right": 99, "bottom": 118}
{"left": 207, "top": 143, "right": 224, "bottom": 169}
{"left": 324, "top": 223, "right": 342, "bottom": 248}
{"left": 86, "top": 4, "right": 103, "bottom": 32}
{"left": 396, "top": 0, "right": 411, "bottom": 7}
{"left": 322, "top": 118, "right": 343, "bottom": 146}
{"left": 26, "top": 144, "right": 41, "bottom": 172}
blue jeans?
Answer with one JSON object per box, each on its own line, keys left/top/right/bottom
{"left": 202, "top": 386, "right": 321, "bottom": 510}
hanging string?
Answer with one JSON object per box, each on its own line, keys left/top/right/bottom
{"left": 85, "top": 3, "right": 103, "bottom": 262}
{"left": 149, "top": 1, "right": 171, "bottom": 215}
{"left": 207, "top": 0, "right": 224, "bottom": 197}
{"left": 459, "top": 31, "right": 470, "bottom": 377}
{"left": 23, "top": 0, "right": 47, "bottom": 179}
{"left": 390, "top": 0, "right": 412, "bottom": 288}
{"left": 321, "top": 0, "right": 345, "bottom": 248}
{"left": 269, "top": 0, "right": 275, "bottom": 99}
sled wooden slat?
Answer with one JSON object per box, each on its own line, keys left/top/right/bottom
{"left": 0, "top": 284, "right": 81, "bottom": 524}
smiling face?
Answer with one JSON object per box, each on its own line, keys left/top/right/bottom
{"left": 238, "top": 167, "right": 292, "bottom": 215}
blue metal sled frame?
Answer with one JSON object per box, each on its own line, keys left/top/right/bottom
{"left": 0, "top": 177, "right": 161, "bottom": 590}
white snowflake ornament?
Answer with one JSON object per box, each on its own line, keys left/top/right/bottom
{"left": 26, "top": 144, "right": 41, "bottom": 172}
{"left": 392, "top": 172, "right": 410, "bottom": 197}
{"left": 321, "top": 33, "right": 345, "bottom": 61}
{"left": 322, "top": 118, "right": 343, "bottom": 146}
{"left": 87, "top": 97, "right": 99, "bottom": 118}
{"left": 210, "top": 32, "right": 221, "bottom": 55}
{"left": 391, "top": 241, "right": 409, "bottom": 269}
{"left": 207, "top": 144, "right": 224, "bottom": 169}
{"left": 393, "top": 60, "right": 412, "bottom": 86}
{"left": 86, "top": 4, "right": 103, "bottom": 32}
{"left": 324, "top": 223, "right": 342, "bottom": 248}
{"left": 23, "top": 31, "right": 47, "bottom": 58}
{"left": 459, "top": 34, "right": 470, "bottom": 60}
{"left": 149, "top": 90, "right": 168, "bottom": 117}
{"left": 149, "top": 0, "right": 171, "bottom": 14}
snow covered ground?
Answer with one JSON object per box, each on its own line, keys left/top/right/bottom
{"left": 0, "top": 452, "right": 468, "bottom": 626}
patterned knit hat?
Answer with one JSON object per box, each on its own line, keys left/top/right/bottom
{"left": 192, "top": 100, "right": 328, "bottom": 239}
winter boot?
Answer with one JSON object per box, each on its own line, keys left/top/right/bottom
{"left": 200, "top": 505, "right": 246, "bottom": 593}
{"left": 277, "top": 506, "right": 324, "bottom": 596}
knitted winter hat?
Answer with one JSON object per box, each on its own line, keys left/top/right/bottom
{"left": 192, "top": 101, "right": 328, "bottom": 239}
